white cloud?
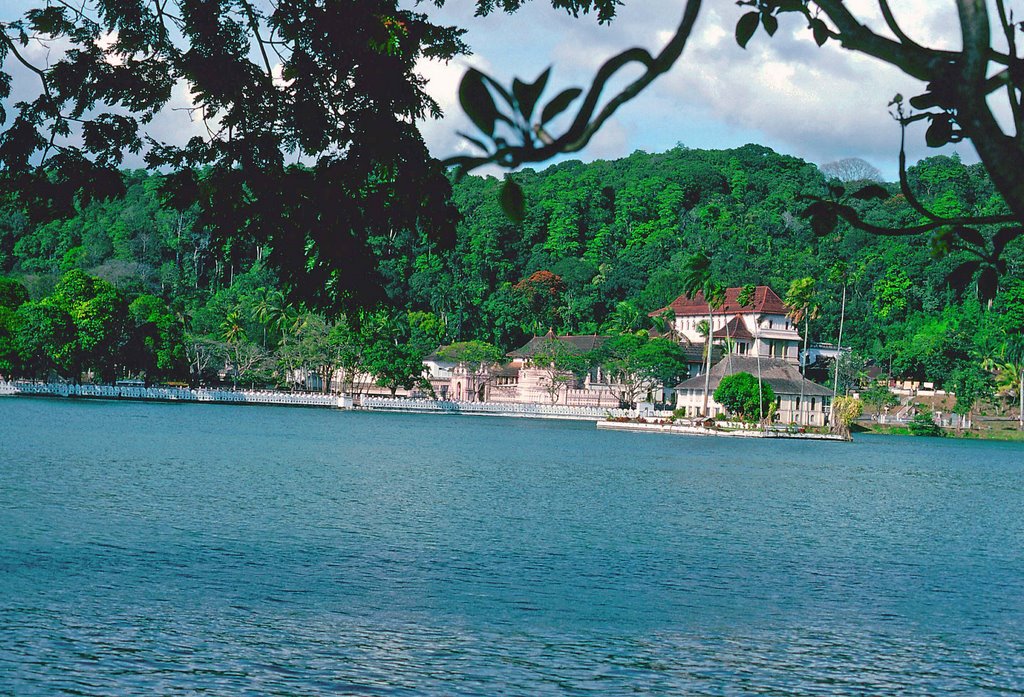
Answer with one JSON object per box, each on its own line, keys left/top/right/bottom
{"left": 417, "top": 54, "right": 493, "bottom": 161}
{"left": 414, "top": 0, "right": 981, "bottom": 178}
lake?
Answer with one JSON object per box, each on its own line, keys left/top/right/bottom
{"left": 1, "top": 397, "right": 1022, "bottom": 695}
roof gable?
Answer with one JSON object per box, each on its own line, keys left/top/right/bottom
{"left": 668, "top": 285, "right": 788, "bottom": 317}
{"left": 508, "top": 331, "right": 609, "bottom": 358}
{"left": 712, "top": 316, "right": 754, "bottom": 340}
{"left": 675, "top": 355, "right": 834, "bottom": 397}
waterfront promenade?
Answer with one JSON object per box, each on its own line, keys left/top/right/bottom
{"left": 0, "top": 382, "right": 653, "bottom": 421}
{"left": 2, "top": 381, "right": 348, "bottom": 408}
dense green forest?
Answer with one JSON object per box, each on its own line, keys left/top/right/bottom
{"left": 0, "top": 144, "right": 1022, "bottom": 405}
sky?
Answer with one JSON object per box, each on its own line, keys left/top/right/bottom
{"left": 414, "top": 0, "right": 978, "bottom": 180}
{"left": 1, "top": 0, "right": 983, "bottom": 180}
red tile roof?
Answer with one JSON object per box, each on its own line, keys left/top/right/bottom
{"left": 668, "top": 285, "right": 788, "bottom": 317}
{"left": 508, "top": 330, "right": 608, "bottom": 358}
{"left": 712, "top": 316, "right": 754, "bottom": 340}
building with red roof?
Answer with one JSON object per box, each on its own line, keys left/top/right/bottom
{"left": 659, "top": 285, "right": 802, "bottom": 365}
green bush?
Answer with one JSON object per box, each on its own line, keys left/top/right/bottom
{"left": 713, "top": 372, "right": 776, "bottom": 421}
{"left": 908, "top": 409, "right": 945, "bottom": 437}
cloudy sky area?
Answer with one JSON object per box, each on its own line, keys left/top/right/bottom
{"left": 416, "top": 0, "right": 976, "bottom": 180}
{"left": 1, "top": 0, "right": 982, "bottom": 180}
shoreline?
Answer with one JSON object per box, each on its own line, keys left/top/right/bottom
{"left": 854, "top": 421, "right": 1024, "bottom": 443}
{"left": 10, "top": 382, "right": 1017, "bottom": 441}
{"left": 0, "top": 382, "right": 649, "bottom": 422}
{"left": 2, "top": 381, "right": 349, "bottom": 409}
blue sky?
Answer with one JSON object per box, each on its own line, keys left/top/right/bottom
{"left": 2, "top": 0, "right": 980, "bottom": 180}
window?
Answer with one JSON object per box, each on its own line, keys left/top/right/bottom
{"left": 795, "top": 396, "right": 801, "bottom": 411}
{"left": 811, "top": 397, "right": 816, "bottom": 411}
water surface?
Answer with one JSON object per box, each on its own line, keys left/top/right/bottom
{"left": 2, "top": 398, "right": 1022, "bottom": 694}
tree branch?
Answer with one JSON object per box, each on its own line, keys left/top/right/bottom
{"left": 993, "top": 0, "right": 1023, "bottom": 136}
{"left": 813, "top": 0, "right": 951, "bottom": 80}
{"left": 0, "top": 31, "right": 54, "bottom": 104}
{"left": 237, "top": 0, "right": 275, "bottom": 79}
{"left": 877, "top": 0, "right": 923, "bottom": 52}
{"left": 447, "top": 0, "right": 702, "bottom": 169}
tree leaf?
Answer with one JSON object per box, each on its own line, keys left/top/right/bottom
{"left": 909, "top": 92, "right": 940, "bottom": 110}
{"left": 27, "top": 6, "right": 66, "bottom": 35}
{"left": 444, "top": 155, "right": 488, "bottom": 180}
{"left": 500, "top": 178, "right": 526, "bottom": 222}
{"left": 513, "top": 67, "right": 550, "bottom": 121}
{"left": 803, "top": 201, "right": 838, "bottom": 236}
{"left": 978, "top": 266, "right": 999, "bottom": 302}
{"left": 925, "top": 113, "right": 953, "bottom": 147}
{"left": 851, "top": 184, "right": 888, "bottom": 200}
{"left": 540, "top": 87, "right": 582, "bottom": 125}
{"left": 459, "top": 68, "right": 499, "bottom": 137}
{"left": 736, "top": 12, "right": 760, "bottom": 48}
{"left": 456, "top": 130, "right": 491, "bottom": 154}
{"left": 761, "top": 12, "right": 779, "bottom": 37}
{"left": 992, "top": 226, "right": 1022, "bottom": 255}
{"left": 480, "top": 73, "right": 515, "bottom": 110}
{"left": 954, "top": 226, "right": 985, "bottom": 249}
{"left": 810, "top": 18, "right": 829, "bottom": 46}
{"left": 946, "top": 260, "right": 980, "bottom": 290}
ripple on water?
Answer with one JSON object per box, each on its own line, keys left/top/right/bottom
{"left": 1, "top": 402, "right": 1023, "bottom": 695}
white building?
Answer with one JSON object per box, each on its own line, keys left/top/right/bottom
{"left": 675, "top": 355, "right": 834, "bottom": 426}
{"left": 662, "top": 285, "right": 802, "bottom": 366}
{"left": 661, "top": 285, "right": 835, "bottom": 426}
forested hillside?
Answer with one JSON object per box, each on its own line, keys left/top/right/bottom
{"left": 1, "top": 144, "right": 1022, "bottom": 396}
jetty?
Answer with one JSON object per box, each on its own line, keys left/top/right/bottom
{"left": 597, "top": 419, "right": 849, "bottom": 441}
{"left": 358, "top": 396, "right": 646, "bottom": 421}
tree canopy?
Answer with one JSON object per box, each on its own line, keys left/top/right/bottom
{"left": 713, "top": 371, "right": 775, "bottom": 422}
{"left": 451, "top": 0, "right": 1024, "bottom": 299}
{"left": 1, "top": 0, "right": 474, "bottom": 309}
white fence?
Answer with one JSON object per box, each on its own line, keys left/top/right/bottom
{"left": 7, "top": 382, "right": 348, "bottom": 408}
{"left": 360, "top": 397, "right": 665, "bottom": 422}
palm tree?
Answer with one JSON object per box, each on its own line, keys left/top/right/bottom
{"left": 1005, "top": 334, "right": 1024, "bottom": 430}
{"left": 250, "top": 287, "right": 285, "bottom": 348}
{"left": 736, "top": 283, "right": 765, "bottom": 424}
{"left": 785, "top": 277, "right": 819, "bottom": 424}
{"left": 220, "top": 307, "right": 247, "bottom": 345}
{"left": 607, "top": 300, "right": 644, "bottom": 334}
{"left": 784, "top": 277, "right": 819, "bottom": 375}
{"left": 681, "top": 251, "right": 725, "bottom": 418}
{"left": 827, "top": 264, "right": 849, "bottom": 427}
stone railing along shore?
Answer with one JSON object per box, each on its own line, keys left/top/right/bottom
{"left": 1, "top": 382, "right": 670, "bottom": 422}
{"left": 4, "top": 381, "right": 349, "bottom": 408}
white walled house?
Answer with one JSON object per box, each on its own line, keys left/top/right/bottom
{"left": 660, "top": 285, "right": 834, "bottom": 427}
{"left": 662, "top": 285, "right": 802, "bottom": 365}
{"left": 675, "top": 355, "right": 834, "bottom": 426}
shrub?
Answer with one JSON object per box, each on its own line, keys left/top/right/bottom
{"left": 713, "top": 372, "right": 776, "bottom": 421}
{"left": 908, "top": 408, "right": 945, "bottom": 437}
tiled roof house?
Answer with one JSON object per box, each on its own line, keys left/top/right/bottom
{"left": 658, "top": 285, "right": 802, "bottom": 365}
